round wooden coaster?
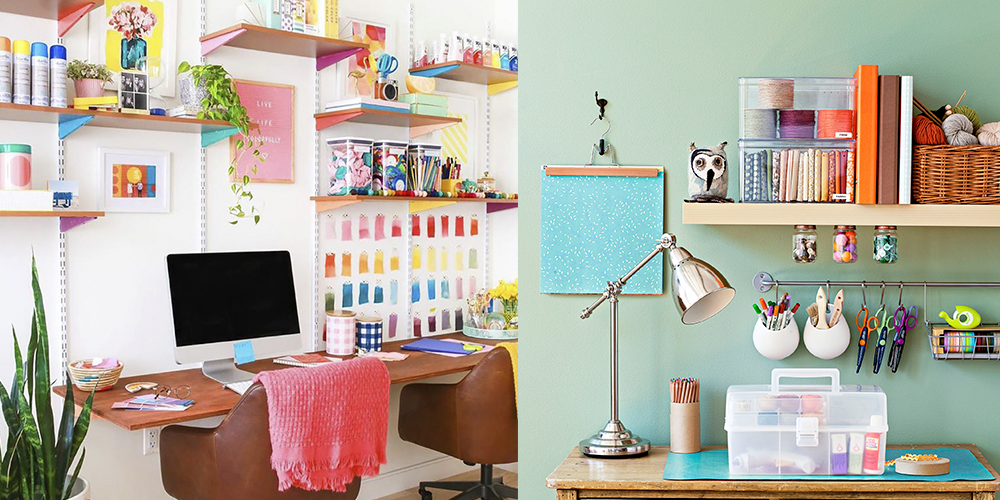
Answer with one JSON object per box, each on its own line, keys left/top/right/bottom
{"left": 895, "top": 457, "right": 950, "bottom": 475}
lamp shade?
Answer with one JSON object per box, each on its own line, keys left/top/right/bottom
{"left": 669, "top": 245, "right": 735, "bottom": 324}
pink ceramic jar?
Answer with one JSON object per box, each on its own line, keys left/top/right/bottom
{"left": 0, "top": 144, "right": 31, "bottom": 190}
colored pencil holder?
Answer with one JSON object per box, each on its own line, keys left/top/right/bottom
{"left": 441, "top": 179, "right": 460, "bottom": 194}
{"left": 670, "top": 401, "right": 701, "bottom": 453}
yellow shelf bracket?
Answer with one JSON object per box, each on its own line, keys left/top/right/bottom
{"left": 409, "top": 200, "right": 456, "bottom": 213}
{"left": 487, "top": 80, "right": 518, "bottom": 96}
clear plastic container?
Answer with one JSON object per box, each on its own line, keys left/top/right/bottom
{"left": 792, "top": 225, "right": 817, "bottom": 263}
{"left": 873, "top": 226, "right": 898, "bottom": 264}
{"left": 739, "top": 77, "right": 856, "bottom": 139}
{"left": 327, "top": 137, "right": 373, "bottom": 195}
{"left": 833, "top": 225, "right": 858, "bottom": 263}
{"left": 407, "top": 143, "right": 442, "bottom": 192}
{"left": 374, "top": 140, "right": 408, "bottom": 191}
{"left": 739, "top": 139, "right": 855, "bottom": 203}
{"left": 726, "top": 369, "right": 888, "bottom": 476}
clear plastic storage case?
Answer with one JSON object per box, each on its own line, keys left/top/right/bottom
{"left": 725, "top": 369, "right": 888, "bottom": 476}
{"left": 738, "top": 77, "right": 857, "bottom": 203}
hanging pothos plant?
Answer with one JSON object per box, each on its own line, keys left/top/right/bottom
{"left": 178, "top": 61, "right": 264, "bottom": 225}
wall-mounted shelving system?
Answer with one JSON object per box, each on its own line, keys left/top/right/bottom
{"left": 199, "top": 23, "right": 369, "bottom": 70}
{"left": 1, "top": 0, "right": 102, "bottom": 36}
{"left": 409, "top": 61, "right": 519, "bottom": 95}
{"left": 314, "top": 107, "right": 463, "bottom": 137}
{"left": 682, "top": 203, "right": 1000, "bottom": 227}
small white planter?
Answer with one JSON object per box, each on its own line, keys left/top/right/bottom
{"left": 67, "top": 477, "right": 90, "bottom": 500}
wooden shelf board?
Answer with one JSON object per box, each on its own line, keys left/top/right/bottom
{"left": 0, "top": 211, "right": 104, "bottom": 218}
{"left": 200, "top": 23, "right": 368, "bottom": 59}
{"left": 683, "top": 203, "right": 1000, "bottom": 227}
{"left": 409, "top": 61, "right": 518, "bottom": 85}
{"left": 314, "top": 107, "right": 462, "bottom": 131}
{"left": 0, "top": 0, "right": 101, "bottom": 20}
{"left": 0, "top": 102, "right": 233, "bottom": 134}
{"left": 311, "top": 195, "right": 517, "bottom": 213}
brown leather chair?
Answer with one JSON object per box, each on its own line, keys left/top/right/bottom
{"left": 398, "top": 348, "right": 517, "bottom": 500}
{"left": 160, "top": 382, "right": 361, "bottom": 500}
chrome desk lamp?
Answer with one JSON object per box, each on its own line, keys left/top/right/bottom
{"left": 579, "top": 233, "right": 735, "bottom": 457}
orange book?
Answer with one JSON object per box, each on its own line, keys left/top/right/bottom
{"left": 854, "top": 65, "right": 879, "bottom": 204}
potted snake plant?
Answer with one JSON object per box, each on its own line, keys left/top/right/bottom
{"left": 0, "top": 256, "right": 95, "bottom": 500}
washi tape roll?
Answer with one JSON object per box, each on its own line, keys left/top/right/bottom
{"left": 758, "top": 78, "right": 795, "bottom": 109}
{"left": 356, "top": 315, "right": 384, "bottom": 352}
{"left": 326, "top": 310, "right": 356, "bottom": 356}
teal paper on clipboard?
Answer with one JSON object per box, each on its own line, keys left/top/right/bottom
{"left": 540, "top": 165, "right": 665, "bottom": 294}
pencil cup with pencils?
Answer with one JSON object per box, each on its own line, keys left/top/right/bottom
{"left": 669, "top": 378, "right": 701, "bottom": 454}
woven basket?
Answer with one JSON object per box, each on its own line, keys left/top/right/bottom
{"left": 912, "top": 145, "right": 1000, "bottom": 204}
{"left": 68, "top": 361, "right": 123, "bottom": 392}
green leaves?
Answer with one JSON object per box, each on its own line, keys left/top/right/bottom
{"left": 0, "top": 256, "right": 94, "bottom": 500}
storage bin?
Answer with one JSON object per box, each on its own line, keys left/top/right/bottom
{"left": 911, "top": 144, "right": 1000, "bottom": 204}
{"left": 407, "top": 143, "right": 442, "bottom": 192}
{"left": 327, "top": 137, "right": 373, "bottom": 195}
{"left": 725, "top": 368, "right": 887, "bottom": 475}
{"left": 739, "top": 139, "right": 855, "bottom": 203}
{"left": 739, "top": 77, "right": 856, "bottom": 139}
{"left": 374, "top": 140, "right": 408, "bottom": 191}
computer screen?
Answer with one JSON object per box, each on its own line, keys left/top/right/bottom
{"left": 166, "top": 251, "right": 300, "bottom": 348}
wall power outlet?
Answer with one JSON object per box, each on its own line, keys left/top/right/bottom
{"left": 143, "top": 427, "right": 160, "bottom": 455}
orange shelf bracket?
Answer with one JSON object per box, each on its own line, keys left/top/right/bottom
{"left": 58, "top": 2, "right": 96, "bottom": 37}
{"left": 316, "top": 111, "right": 364, "bottom": 131}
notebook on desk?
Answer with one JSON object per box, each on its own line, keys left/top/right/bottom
{"left": 402, "top": 338, "right": 484, "bottom": 356}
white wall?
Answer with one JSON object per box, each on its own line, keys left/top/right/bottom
{"left": 0, "top": 1, "right": 517, "bottom": 498}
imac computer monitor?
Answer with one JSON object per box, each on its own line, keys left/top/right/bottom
{"left": 166, "top": 250, "right": 301, "bottom": 383}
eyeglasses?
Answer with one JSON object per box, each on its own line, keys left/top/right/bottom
{"left": 153, "top": 384, "right": 191, "bottom": 399}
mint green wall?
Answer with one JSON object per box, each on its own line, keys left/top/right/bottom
{"left": 519, "top": 0, "right": 1000, "bottom": 497}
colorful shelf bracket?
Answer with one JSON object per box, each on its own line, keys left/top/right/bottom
{"left": 200, "top": 27, "right": 247, "bottom": 56}
{"left": 58, "top": 2, "right": 97, "bottom": 37}
{"left": 410, "top": 63, "right": 461, "bottom": 79}
{"left": 487, "top": 80, "right": 519, "bottom": 96}
{"left": 59, "top": 216, "right": 97, "bottom": 232}
{"left": 409, "top": 200, "right": 456, "bottom": 214}
{"left": 314, "top": 197, "right": 364, "bottom": 213}
{"left": 58, "top": 114, "right": 94, "bottom": 139}
{"left": 487, "top": 202, "right": 518, "bottom": 214}
{"left": 410, "top": 121, "right": 454, "bottom": 139}
{"left": 201, "top": 127, "right": 240, "bottom": 147}
{"left": 315, "top": 111, "right": 364, "bottom": 131}
{"left": 317, "top": 48, "right": 366, "bottom": 71}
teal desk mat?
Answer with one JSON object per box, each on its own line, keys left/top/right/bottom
{"left": 664, "top": 449, "right": 995, "bottom": 481}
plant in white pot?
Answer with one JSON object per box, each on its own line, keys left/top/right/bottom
{"left": 0, "top": 256, "right": 95, "bottom": 499}
{"left": 66, "top": 60, "right": 112, "bottom": 99}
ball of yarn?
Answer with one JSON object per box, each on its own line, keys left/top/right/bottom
{"left": 913, "top": 115, "right": 946, "bottom": 145}
{"left": 978, "top": 122, "right": 1000, "bottom": 147}
{"left": 943, "top": 113, "right": 979, "bottom": 146}
{"left": 951, "top": 105, "right": 981, "bottom": 132}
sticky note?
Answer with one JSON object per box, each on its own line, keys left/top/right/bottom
{"left": 233, "top": 340, "right": 255, "bottom": 365}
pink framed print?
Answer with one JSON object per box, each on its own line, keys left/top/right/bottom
{"left": 230, "top": 79, "right": 295, "bottom": 183}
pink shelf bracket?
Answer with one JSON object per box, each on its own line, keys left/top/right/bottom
{"left": 201, "top": 28, "right": 248, "bottom": 56}
{"left": 410, "top": 121, "right": 456, "bottom": 139}
{"left": 487, "top": 203, "right": 518, "bottom": 214}
{"left": 60, "top": 216, "right": 97, "bottom": 232}
{"left": 316, "top": 47, "right": 366, "bottom": 71}
{"left": 58, "top": 3, "right": 96, "bottom": 37}
{"left": 315, "top": 111, "right": 364, "bottom": 131}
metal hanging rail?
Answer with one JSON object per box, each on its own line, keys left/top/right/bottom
{"left": 753, "top": 272, "right": 1000, "bottom": 293}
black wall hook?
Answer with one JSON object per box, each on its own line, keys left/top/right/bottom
{"left": 595, "top": 91, "right": 608, "bottom": 120}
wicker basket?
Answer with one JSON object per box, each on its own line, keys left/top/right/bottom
{"left": 912, "top": 145, "right": 1000, "bottom": 204}
{"left": 68, "top": 360, "right": 123, "bottom": 392}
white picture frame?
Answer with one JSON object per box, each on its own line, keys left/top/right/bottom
{"left": 98, "top": 148, "right": 171, "bottom": 213}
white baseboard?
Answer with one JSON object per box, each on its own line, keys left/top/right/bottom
{"left": 358, "top": 456, "right": 475, "bottom": 500}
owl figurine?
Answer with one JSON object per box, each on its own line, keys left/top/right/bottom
{"left": 687, "top": 141, "right": 733, "bottom": 202}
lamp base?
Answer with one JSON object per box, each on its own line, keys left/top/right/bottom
{"left": 579, "top": 419, "right": 651, "bottom": 457}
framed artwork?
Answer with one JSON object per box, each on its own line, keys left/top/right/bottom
{"left": 338, "top": 18, "right": 392, "bottom": 98}
{"left": 230, "top": 80, "right": 295, "bottom": 183}
{"left": 98, "top": 148, "right": 171, "bottom": 213}
{"left": 434, "top": 92, "right": 481, "bottom": 179}
{"left": 119, "top": 70, "right": 150, "bottom": 114}
{"left": 92, "top": 0, "right": 178, "bottom": 97}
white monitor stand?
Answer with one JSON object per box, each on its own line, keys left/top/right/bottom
{"left": 201, "top": 358, "right": 256, "bottom": 385}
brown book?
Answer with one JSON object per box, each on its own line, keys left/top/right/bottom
{"left": 877, "top": 75, "right": 901, "bottom": 204}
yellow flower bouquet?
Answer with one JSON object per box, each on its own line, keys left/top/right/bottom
{"left": 488, "top": 279, "right": 518, "bottom": 329}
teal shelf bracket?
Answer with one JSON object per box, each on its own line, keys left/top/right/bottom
{"left": 410, "top": 64, "right": 460, "bottom": 79}
{"left": 58, "top": 115, "right": 94, "bottom": 139}
{"left": 202, "top": 127, "right": 240, "bottom": 148}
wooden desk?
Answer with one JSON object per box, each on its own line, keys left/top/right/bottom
{"left": 547, "top": 444, "right": 1000, "bottom": 499}
{"left": 53, "top": 333, "right": 509, "bottom": 431}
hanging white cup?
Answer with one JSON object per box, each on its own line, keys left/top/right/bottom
{"left": 753, "top": 318, "right": 800, "bottom": 360}
{"left": 803, "top": 312, "right": 851, "bottom": 360}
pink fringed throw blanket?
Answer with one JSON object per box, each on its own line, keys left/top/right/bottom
{"left": 253, "top": 356, "right": 390, "bottom": 492}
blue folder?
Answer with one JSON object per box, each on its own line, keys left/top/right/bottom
{"left": 401, "top": 338, "right": 471, "bottom": 356}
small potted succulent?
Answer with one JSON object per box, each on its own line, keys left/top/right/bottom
{"left": 67, "top": 60, "right": 113, "bottom": 98}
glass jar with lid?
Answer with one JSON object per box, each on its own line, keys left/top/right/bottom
{"left": 792, "top": 225, "right": 817, "bottom": 263}
{"left": 832, "top": 225, "right": 858, "bottom": 263}
{"left": 873, "top": 226, "right": 898, "bottom": 264}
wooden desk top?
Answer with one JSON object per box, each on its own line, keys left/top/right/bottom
{"left": 547, "top": 445, "right": 1000, "bottom": 494}
{"left": 53, "top": 333, "right": 510, "bottom": 431}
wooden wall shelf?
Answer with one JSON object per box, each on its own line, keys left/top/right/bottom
{"left": 314, "top": 107, "right": 462, "bottom": 138}
{"left": 311, "top": 195, "right": 518, "bottom": 214}
{"left": 409, "top": 62, "right": 518, "bottom": 95}
{"left": 683, "top": 203, "right": 1000, "bottom": 227}
{"left": 0, "top": 210, "right": 104, "bottom": 232}
{"left": 0, "top": 0, "right": 101, "bottom": 35}
{"left": 200, "top": 24, "right": 368, "bottom": 70}
{"left": 0, "top": 102, "right": 237, "bottom": 145}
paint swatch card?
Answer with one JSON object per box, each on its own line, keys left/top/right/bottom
{"left": 341, "top": 252, "right": 352, "bottom": 276}
{"left": 375, "top": 214, "right": 386, "bottom": 240}
{"left": 359, "top": 252, "right": 369, "bottom": 274}
{"left": 341, "top": 216, "right": 352, "bottom": 241}
{"left": 374, "top": 284, "right": 384, "bottom": 303}
{"left": 342, "top": 282, "right": 353, "bottom": 308}
{"left": 456, "top": 215, "right": 465, "bottom": 236}
{"left": 359, "top": 281, "right": 369, "bottom": 304}
{"left": 325, "top": 253, "right": 336, "bottom": 277}
{"left": 358, "top": 214, "right": 371, "bottom": 239}
{"left": 374, "top": 250, "right": 385, "bottom": 274}
{"left": 391, "top": 216, "right": 402, "bottom": 237}
{"left": 441, "top": 215, "right": 449, "bottom": 237}
{"left": 412, "top": 214, "right": 420, "bottom": 236}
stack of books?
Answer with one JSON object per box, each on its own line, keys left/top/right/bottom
{"left": 73, "top": 96, "right": 117, "bottom": 111}
{"left": 325, "top": 96, "right": 410, "bottom": 114}
{"left": 853, "top": 65, "right": 914, "bottom": 205}
{"left": 112, "top": 394, "right": 194, "bottom": 411}
{"left": 400, "top": 93, "right": 449, "bottom": 117}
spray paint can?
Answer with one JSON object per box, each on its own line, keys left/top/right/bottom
{"left": 12, "top": 40, "right": 30, "bottom": 105}
{"left": 30, "top": 42, "right": 48, "bottom": 107}
{"left": 438, "top": 33, "right": 448, "bottom": 65}
{"left": 49, "top": 44, "right": 67, "bottom": 108}
{"left": 491, "top": 40, "right": 501, "bottom": 68}
{"left": 463, "top": 34, "right": 474, "bottom": 63}
{"left": 509, "top": 45, "right": 518, "bottom": 72}
{"left": 449, "top": 31, "right": 463, "bottom": 62}
{"left": 482, "top": 37, "right": 492, "bottom": 67}
{"left": 472, "top": 38, "right": 483, "bottom": 65}
{"left": 0, "top": 37, "right": 11, "bottom": 103}
{"left": 500, "top": 42, "right": 510, "bottom": 70}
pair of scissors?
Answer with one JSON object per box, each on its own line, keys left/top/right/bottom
{"left": 888, "top": 305, "right": 917, "bottom": 372}
{"left": 873, "top": 307, "right": 892, "bottom": 374}
{"left": 376, "top": 53, "right": 398, "bottom": 81}
{"left": 856, "top": 305, "right": 879, "bottom": 373}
